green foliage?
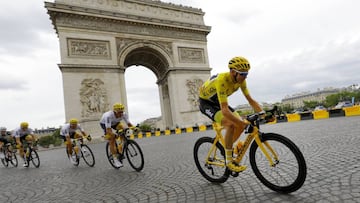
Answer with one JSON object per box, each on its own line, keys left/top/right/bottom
{"left": 51, "top": 129, "right": 63, "bottom": 146}
{"left": 138, "top": 123, "right": 152, "bottom": 132}
{"left": 38, "top": 135, "right": 53, "bottom": 147}
{"left": 303, "top": 100, "right": 320, "bottom": 109}
{"left": 325, "top": 90, "right": 360, "bottom": 107}
{"left": 236, "top": 109, "right": 254, "bottom": 116}
{"left": 279, "top": 104, "right": 293, "bottom": 113}
{"left": 38, "top": 128, "right": 63, "bottom": 147}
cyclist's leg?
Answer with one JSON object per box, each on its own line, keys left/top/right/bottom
{"left": 109, "top": 135, "right": 117, "bottom": 155}
{"left": 16, "top": 137, "right": 25, "bottom": 157}
{"left": 217, "top": 111, "right": 247, "bottom": 172}
{"left": 101, "top": 123, "right": 117, "bottom": 156}
{"left": 0, "top": 140, "right": 4, "bottom": 159}
{"left": 64, "top": 135, "right": 72, "bottom": 155}
{"left": 18, "top": 136, "right": 28, "bottom": 166}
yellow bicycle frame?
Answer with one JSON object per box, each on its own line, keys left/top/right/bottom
{"left": 206, "top": 122, "right": 279, "bottom": 168}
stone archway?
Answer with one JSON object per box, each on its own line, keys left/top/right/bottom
{"left": 46, "top": 0, "right": 212, "bottom": 136}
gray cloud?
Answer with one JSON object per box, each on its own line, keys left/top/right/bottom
{"left": 0, "top": 1, "right": 54, "bottom": 56}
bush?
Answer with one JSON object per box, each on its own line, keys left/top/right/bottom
{"left": 38, "top": 128, "right": 63, "bottom": 147}
{"left": 38, "top": 135, "right": 53, "bottom": 147}
{"left": 53, "top": 138, "right": 63, "bottom": 146}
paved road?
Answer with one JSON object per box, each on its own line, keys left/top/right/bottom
{"left": 1, "top": 116, "right": 360, "bottom": 203}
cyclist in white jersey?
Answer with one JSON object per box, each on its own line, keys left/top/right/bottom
{"left": 60, "top": 118, "right": 89, "bottom": 164}
{"left": 13, "top": 122, "right": 37, "bottom": 167}
{"left": 100, "top": 103, "right": 134, "bottom": 168}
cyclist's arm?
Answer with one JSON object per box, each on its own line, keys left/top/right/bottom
{"left": 77, "top": 125, "right": 87, "bottom": 137}
{"left": 244, "top": 94, "right": 263, "bottom": 113}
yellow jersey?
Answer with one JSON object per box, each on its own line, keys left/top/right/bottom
{"left": 199, "top": 72, "right": 249, "bottom": 104}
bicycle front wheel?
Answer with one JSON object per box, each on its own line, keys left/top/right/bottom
{"left": 9, "top": 152, "right": 18, "bottom": 167}
{"left": 249, "top": 133, "right": 307, "bottom": 193}
{"left": 1, "top": 152, "right": 8, "bottom": 167}
{"left": 29, "top": 149, "right": 40, "bottom": 168}
{"left": 81, "top": 144, "right": 95, "bottom": 167}
{"left": 125, "top": 140, "right": 144, "bottom": 172}
{"left": 193, "top": 137, "right": 230, "bottom": 183}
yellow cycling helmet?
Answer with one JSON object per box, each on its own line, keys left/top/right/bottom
{"left": 113, "top": 103, "right": 125, "bottom": 112}
{"left": 228, "top": 56, "right": 251, "bottom": 72}
{"left": 69, "top": 118, "right": 78, "bottom": 125}
{"left": 20, "top": 122, "right": 29, "bottom": 128}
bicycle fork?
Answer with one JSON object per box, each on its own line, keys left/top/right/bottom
{"left": 253, "top": 131, "right": 279, "bottom": 167}
{"left": 205, "top": 127, "right": 226, "bottom": 168}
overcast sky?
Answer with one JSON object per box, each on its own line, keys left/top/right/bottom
{"left": 1, "top": 0, "right": 360, "bottom": 130}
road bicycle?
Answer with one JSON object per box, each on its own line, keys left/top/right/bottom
{"left": 105, "top": 128, "right": 144, "bottom": 171}
{"left": 1, "top": 142, "right": 18, "bottom": 167}
{"left": 193, "top": 106, "right": 307, "bottom": 193}
{"left": 66, "top": 135, "right": 95, "bottom": 167}
{"left": 23, "top": 139, "right": 40, "bottom": 168}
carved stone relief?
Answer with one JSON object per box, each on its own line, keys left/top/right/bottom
{"left": 178, "top": 47, "right": 205, "bottom": 63}
{"left": 68, "top": 38, "right": 110, "bottom": 59}
{"left": 57, "top": 15, "right": 207, "bottom": 41}
{"left": 186, "top": 78, "right": 204, "bottom": 109}
{"left": 80, "top": 78, "right": 109, "bottom": 117}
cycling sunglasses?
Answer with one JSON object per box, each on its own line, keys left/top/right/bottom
{"left": 233, "top": 69, "right": 248, "bottom": 77}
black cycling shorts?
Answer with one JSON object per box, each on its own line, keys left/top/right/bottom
{"left": 199, "top": 98, "right": 235, "bottom": 121}
{"left": 62, "top": 132, "right": 77, "bottom": 142}
{"left": 100, "top": 122, "right": 120, "bottom": 134}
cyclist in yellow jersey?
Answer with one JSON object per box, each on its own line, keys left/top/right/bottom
{"left": 199, "top": 56, "right": 264, "bottom": 173}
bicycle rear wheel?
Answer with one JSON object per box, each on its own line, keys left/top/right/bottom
{"left": 80, "top": 144, "right": 95, "bottom": 167}
{"left": 125, "top": 140, "right": 144, "bottom": 172}
{"left": 29, "top": 149, "right": 40, "bottom": 168}
{"left": 249, "top": 133, "right": 307, "bottom": 193}
{"left": 193, "top": 137, "right": 230, "bottom": 183}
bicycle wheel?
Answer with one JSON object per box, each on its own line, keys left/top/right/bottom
{"left": 80, "top": 144, "right": 95, "bottom": 167}
{"left": 125, "top": 140, "right": 144, "bottom": 172}
{"left": 1, "top": 151, "right": 8, "bottom": 167}
{"left": 105, "top": 142, "right": 121, "bottom": 169}
{"left": 193, "top": 137, "right": 230, "bottom": 183}
{"left": 66, "top": 147, "right": 80, "bottom": 166}
{"left": 9, "top": 152, "right": 18, "bottom": 167}
{"left": 249, "top": 133, "right": 307, "bottom": 193}
{"left": 29, "top": 149, "right": 40, "bottom": 168}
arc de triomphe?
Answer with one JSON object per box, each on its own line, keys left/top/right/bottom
{"left": 45, "top": 0, "right": 212, "bottom": 136}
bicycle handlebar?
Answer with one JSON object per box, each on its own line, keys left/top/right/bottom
{"left": 246, "top": 105, "right": 278, "bottom": 125}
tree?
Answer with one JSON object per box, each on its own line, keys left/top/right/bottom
{"left": 138, "top": 123, "right": 152, "bottom": 132}
{"left": 324, "top": 91, "right": 360, "bottom": 107}
{"left": 280, "top": 103, "right": 293, "bottom": 113}
{"left": 303, "top": 100, "right": 319, "bottom": 110}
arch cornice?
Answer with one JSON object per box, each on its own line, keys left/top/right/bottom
{"left": 45, "top": 2, "right": 211, "bottom": 40}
